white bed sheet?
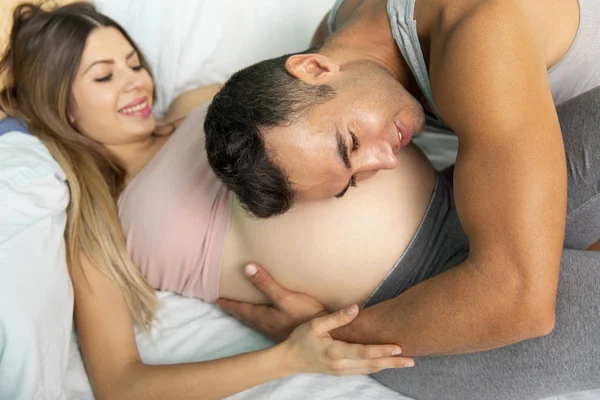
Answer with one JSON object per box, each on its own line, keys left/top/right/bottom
{"left": 64, "top": 292, "right": 600, "bottom": 400}
{"left": 65, "top": 292, "right": 410, "bottom": 400}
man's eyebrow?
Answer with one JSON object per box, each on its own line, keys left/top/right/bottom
{"left": 335, "top": 128, "right": 352, "bottom": 170}
{"left": 83, "top": 50, "right": 137, "bottom": 75}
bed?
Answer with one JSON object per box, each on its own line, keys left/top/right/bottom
{"left": 2, "top": 0, "right": 598, "bottom": 398}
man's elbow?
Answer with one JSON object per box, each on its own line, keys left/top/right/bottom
{"left": 497, "top": 269, "right": 557, "bottom": 340}
{"left": 521, "top": 301, "right": 556, "bottom": 338}
{"left": 511, "top": 286, "right": 557, "bottom": 339}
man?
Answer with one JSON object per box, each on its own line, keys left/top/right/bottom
{"left": 203, "top": 0, "right": 600, "bottom": 398}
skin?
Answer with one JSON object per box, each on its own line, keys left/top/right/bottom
{"left": 220, "top": 142, "right": 434, "bottom": 310}
{"left": 66, "top": 26, "right": 411, "bottom": 400}
{"left": 69, "top": 27, "right": 159, "bottom": 177}
{"left": 265, "top": 57, "right": 425, "bottom": 201}
{"left": 220, "top": 0, "right": 583, "bottom": 356}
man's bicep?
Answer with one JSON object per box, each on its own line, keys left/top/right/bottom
{"left": 431, "top": 7, "right": 566, "bottom": 283}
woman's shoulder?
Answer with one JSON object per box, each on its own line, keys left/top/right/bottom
{"left": 158, "top": 85, "right": 222, "bottom": 129}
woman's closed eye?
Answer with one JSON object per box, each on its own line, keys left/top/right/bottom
{"left": 94, "top": 65, "right": 143, "bottom": 83}
{"left": 95, "top": 74, "right": 112, "bottom": 83}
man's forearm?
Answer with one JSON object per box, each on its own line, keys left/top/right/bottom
{"left": 331, "top": 260, "right": 556, "bottom": 356}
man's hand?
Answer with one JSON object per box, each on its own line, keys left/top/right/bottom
{"left": 217, "top": 263, "right": 327, "bottom": 342}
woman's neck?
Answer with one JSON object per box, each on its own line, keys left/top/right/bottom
{"left": 106, "top": 135, "right": 167, "bottom": 185}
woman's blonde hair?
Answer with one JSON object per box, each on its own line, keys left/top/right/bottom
{"left": 0, "top": 2, "right": 156, "bottom": 329}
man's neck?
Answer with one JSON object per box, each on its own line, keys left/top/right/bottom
{"left": 321, "top": 0, "right": 438, "bottom": 93}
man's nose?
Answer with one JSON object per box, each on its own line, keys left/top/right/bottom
{"left": 378, "top": 138, "right": 399, "bottom": 169}
{"left": 354, "top": 143, "right": 398, "bottom": 180}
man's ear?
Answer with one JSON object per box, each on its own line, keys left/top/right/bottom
{"left": 284, "top": 53, "right": 339, "bottom": 85}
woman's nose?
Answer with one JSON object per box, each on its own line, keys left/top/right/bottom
{"left": 123, "top": 70, "right": 143, "bottom": 91}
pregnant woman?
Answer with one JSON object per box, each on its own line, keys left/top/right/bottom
{"left": 0, "top": 3, "right": 412, "bottom": 400}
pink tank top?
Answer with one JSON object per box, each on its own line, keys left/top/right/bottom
{"left": 118, "top": 103, "right": 231, "bottom": 303}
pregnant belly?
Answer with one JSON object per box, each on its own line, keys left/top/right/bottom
{"left": 219, "top": 236, "right": 407, "bottom": 311}
{"left": 218, "top": 145, "right": 435, "bottom": 310}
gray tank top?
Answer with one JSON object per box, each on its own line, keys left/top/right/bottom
{"left": 329, "top": 0, "right": 600, "bottom": 129}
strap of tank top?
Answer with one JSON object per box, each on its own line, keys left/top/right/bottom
{"left": 327, "top": 0, "right": 346, "bottom": 34}
{"left": 387, "top": 0, "right": 445, "bottom": 123}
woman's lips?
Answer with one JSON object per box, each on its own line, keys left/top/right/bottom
{"left": 119, "top": 98, "right": 152, "bottom": 117}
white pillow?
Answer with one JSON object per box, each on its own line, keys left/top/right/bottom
{"left": 0, "top": 132, "right": 72, "bottom": 400}
{"left": 95, "top": 0, "right": 334, "bottom": 117}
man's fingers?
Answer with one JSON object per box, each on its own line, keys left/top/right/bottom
{"left": 244, "top": 263, "right": 288, "bottom": 303}
{"left": 216, "top": 298, "right": 241, "bottom": 316}
{"left": 217, "top": 299, "right": 265, "bottom": 321}
{"left": 309, "top": 305, "right": 359, "bottom": 336}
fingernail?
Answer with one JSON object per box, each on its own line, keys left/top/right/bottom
{"left": 404, "top": 361, "right": 415, "bottom": 368}
{"left": 346, "top": 305, "right": 358, "bottom": 315}
{"left": 245, "top": 264, "right": 257, "bottom": 276}
{"left": 391, "top": 348, "right": 402, "bottom": 356}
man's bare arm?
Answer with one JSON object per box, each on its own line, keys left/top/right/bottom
{"left": 331, "top": 1, "right": 566, "bottom": 355}
{"left": 220, "top": 1, "right": 566, "bottom": 357}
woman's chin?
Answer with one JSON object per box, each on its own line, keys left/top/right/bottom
{"left": 125, "top": 120, "right": 157, "bottom": 137}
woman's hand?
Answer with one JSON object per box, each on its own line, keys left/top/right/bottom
{"left": 277, "top": 305, "right": 415, "bottom": 376}
{"left": 219, "top": 263, "right": 415, "bottom": 375}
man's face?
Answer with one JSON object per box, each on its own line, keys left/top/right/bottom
{"left": 264, "top": 62, "right": 425, "bottom": 201}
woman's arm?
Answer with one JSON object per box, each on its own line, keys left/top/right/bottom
{"left": 72, "top": 253, "right": 409, "bottom": 400}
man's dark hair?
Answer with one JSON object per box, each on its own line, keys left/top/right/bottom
{"left": 204, "top": 51, "right": 335, "bottom": 218}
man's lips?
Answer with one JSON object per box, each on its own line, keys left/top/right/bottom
{"left": 394, "top": 118, "right": 413, "bottom": 149}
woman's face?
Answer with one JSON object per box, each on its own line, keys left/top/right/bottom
{"left": 70, "top": 27, "right": 155, "bottom": 145}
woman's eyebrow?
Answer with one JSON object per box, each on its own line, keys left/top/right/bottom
{"left": 83, "top": 50, "right": 136, "bottom": 75}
